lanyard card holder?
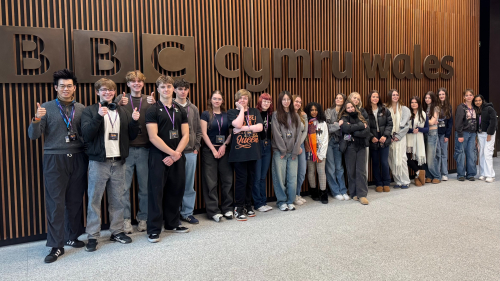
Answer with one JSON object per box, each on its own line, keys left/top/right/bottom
{"left": 216, "top": 135, "right": 225, "bottom": 144}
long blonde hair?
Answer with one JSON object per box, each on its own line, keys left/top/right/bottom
{"left": 348, "top": 92, "right": 362, "bottom": 109}
{"left": 292, "top": 94, "right": 306, "bottom": 126}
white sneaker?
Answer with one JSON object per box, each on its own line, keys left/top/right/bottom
{"left": 265, "top": 205, "right": 273, "bottom": 211}
{"left": 485, "top": 177, "right": 494, "bottom": 183}
{"left": 293, "top": 196, "right": 304, "bottom": 206}
{"left": 442, "top": 175, "right": 448, "bottom": 181}
{"left": 124, "top": 219, "right": 133, "bottom": 234}
{"left": 334, "top": 195, "right": 344, "bottom": 201}
{"left": 287, "top": 204, "right": 296, "bottom": 211}
{"left": 212, "top": 214, "right": 223, "bottom": 222}
{"left": 342, "top": 194, "right": 351, "bottom": 201}
{"left": 279, "top": 204, "right": 289, "bottom": 211}
{"left": 137, "top": 220, "right": 147, "bottom": 232}
{"left": 257, "top": 206, "right": 268, "bottom": 212}
{"left": 479, "top": 176, "right": 485, "bottom": 181}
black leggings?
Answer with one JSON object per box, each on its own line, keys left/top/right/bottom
{"left": 407, "top": 153, "right": 428, "bottom": 173}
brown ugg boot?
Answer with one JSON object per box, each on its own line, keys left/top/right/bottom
{"left": 375, "top": 186, "right": 383, "bottom": 192}
{"left": 425, "top": 178, "right": 431, "bottom": 183}
{"left": 432, "top": 179, "right": 441, "bottom": 184}
{"left": 359, "top": 197, "right": 369, "bottom": 205}
{"left": 383, "top": 186, "right": 390, "bottom": 192}
{"left": 353, "top": 196, "right": 359, "bottom": 201}
{"left": 418, "top": 170, "right": 426, "bottom": 185}
{"left": 415, "top": 177, "right": 423, "bottom": 186}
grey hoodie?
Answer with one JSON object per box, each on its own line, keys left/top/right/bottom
{"left": 177, "top": 98, "right": 202, "bottom": 153}
{"left": 325, "top": 107, "right": 342, "bottom": 143}
{"left": 271, "top": 111, "right": 302, "bottom": 158}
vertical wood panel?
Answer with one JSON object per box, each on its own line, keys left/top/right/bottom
{"left": 0, "top": 0, "right": 480, "bottom": 244}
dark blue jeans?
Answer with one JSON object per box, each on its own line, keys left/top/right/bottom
{"left": 253, "top": 140, "right": 272, "bottom": 209}
{"left": 454, "top": 131, "right": 477, "bottom": 179}
{"left": 370, "top": 138, "right": 391, "bottom": 186}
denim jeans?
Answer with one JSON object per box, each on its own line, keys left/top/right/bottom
{"left": 86, "top": 159, "right": 126, "bottom": 239}
{"left": 438, "top": 134, "right": 449, "bottom": 177}
{"left": 425, "top": 130, "right": 441, "bottom": 180}
{"left": 253, "top": 140, "right": 272, "bottom": 209}
{"left": 370, "top": 140, "right": 391, "bottom": 186}
{"left": 296, "top": 143, "right": 306, "bottom": 196}
{"left": 122, "top": 147, "right": 149, "bottom": 221}
{"left": 272, "top": 152, "right": 298, "bottom": 206}
{"left": 180, "top": 152, "right": 197, "bottom": 218}
{"left": 326, "top": 138, "right": 347, "bottom": 196}
{"left": 454, "top": 131, "right": 477, "bottom": 179}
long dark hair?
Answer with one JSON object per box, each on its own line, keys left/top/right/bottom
{"left": 206, "top": 90, "right": 226, "bottom": 128}
{"left": 340, "top": 99, "right": 367, "bottom": 124}
{"left": 423, "top": 91, "right": 439, "bottom": 116}
{"left": 304, "top": 102, "right": 326, "bottom": 122}
{"left": 410, "top": 96, "right": 425, "bottom": 122}
{"left": 276, "top": 90, "right": 299, "bottom": 129}
{"left": 473, "top": 94, "right": 486, "bottom": 115}
{"left": 365, "top": 90, "right": 384, "bottom": 116}
{"left": 437, "top": 87, "right": 452, "bottom": 119}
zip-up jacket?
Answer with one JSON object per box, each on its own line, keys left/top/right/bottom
{"left": 81, "top": 103, "right": 139, "bottom": 164}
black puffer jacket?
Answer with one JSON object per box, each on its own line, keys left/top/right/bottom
{"left": 477, "top": 102, "right": 498, "bottom": 135}
{"left": 340, "top": 113, "right": 370, "bottom": 151}
{"left": 366, "top": 105, "right": 393, "bottom": 150}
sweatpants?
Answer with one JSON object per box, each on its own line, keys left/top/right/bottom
{"left": 345, "top": 145, "right": 368, "bottom": 198}
{"left": 307, "top": 160, "right": 327, "bottom": 190}
{"left": 43, "top": 152, "right": 87, "bottom": 248}
{"left": 478, "top": 132, "right": 496, "bottom": 178}
{"left": 201, "top": 146, "right": 234, "bottom": 218}
{"left": 147, "top": 152, "right": 186, "bottom": 234}
{"left": 233, "top": 160, "right": 256, "bottom": 209}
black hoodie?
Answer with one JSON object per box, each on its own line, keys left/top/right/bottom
{"left": 477, "top": 102, "right": 498, "bottom": 135}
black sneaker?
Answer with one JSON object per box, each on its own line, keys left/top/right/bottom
{"left": 468, "top": 177, "right": 475, "bottom": 181}
{"left": 245, "top": 206, "right": 256, "bottom": 217}
{"left": 234, "top": 207, "right": 247, "bottom": 221}
{"left": 148, "top": 234, "right": 160, "bottom": 243}
{"left": 458, "top": 177, "right": 465, "bottom": 181}
{"left": 85, "top": 239, "right": 98, "bottom": 252}
{"left": 164, "top": 226, "right": 190, "bottom": 233}
{"left": 110, "top": 232, "right": 132, "bottom": 244}
{"left": 44, "top": 247, "right": 64, "bottom": 263}
{"left": 65, "top": 239, "right": 85, "bottom": 248}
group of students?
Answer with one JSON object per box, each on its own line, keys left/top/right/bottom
{"left": 29, "top": 69, "right": 497, "bottom": 264}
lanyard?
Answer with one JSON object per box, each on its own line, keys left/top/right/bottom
{"left": 55, "top": 99, "right": 75, "bottom": 131}
{"left": 214, "top": 113, "right": 223, "bottom": 135}
{"left": 187, "top": 106, "right": 190, "bottom": 118}
{"left": 162, "top": 102, "right": 175, "bottom": 127}
{"left": 245, "top": 109, "right": 251, "bottom": 128}
{"left": 263, "top": 112, "right": 269, "bottom": 133}
{"left": 108, "top": 110, "right": 118, "bottom": 130}
{"left": 130, "top": 95, "right": 142, "bottom": 112}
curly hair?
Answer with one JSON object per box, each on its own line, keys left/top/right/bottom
{"left": 304, "top": 102, "right": 326, "bottom": 122}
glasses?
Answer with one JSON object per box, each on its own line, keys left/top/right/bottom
{"left": 99, "top": 88, "right": 116, "bottom": 93}
{"left": 58, "top": 85, "right": 74, "bottom": 89}
{"left": 262, "top": 100, "right": 272, "bottom": 104}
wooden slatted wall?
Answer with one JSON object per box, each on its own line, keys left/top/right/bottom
{"left": 0, "top": 0, "right": 479, "bottom": 245}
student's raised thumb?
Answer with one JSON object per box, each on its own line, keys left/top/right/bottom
{"left": 37, "top": 102, "right": 41, "bottom": 108}
{"left": 134, "top": 107, "right": 138, "bottom": 112}
{"left": 99, "top": 103, "right": 102, "bottom": 108}
{"left": 151, "top": 92, "right": 154, "bottom": 97}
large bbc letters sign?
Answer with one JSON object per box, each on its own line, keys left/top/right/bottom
{"left": 0, "top": 26, "right": 196, "bottom": 84}
{"left": 0, "top": 26, "right": 454, "bottom": 91}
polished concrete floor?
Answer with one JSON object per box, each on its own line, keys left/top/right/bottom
{"left": 1, "top": 158, "right": 499, "bottom": 281}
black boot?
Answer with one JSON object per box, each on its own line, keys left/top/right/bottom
{"left": 310, "top": 188, "right": 320, "bottom": 201}
{"left": 320, "top": 189, "right": 329, "bottom": 204}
